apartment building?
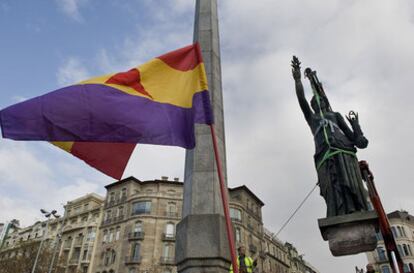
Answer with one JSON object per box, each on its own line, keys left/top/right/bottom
{"left": 366, "top": 210, "right": 414, "bottom": 273}
{"left": 0, "top": 176, "right": 319, "bottom": 273}
{"left": 57, "top": 193, "right": 104, "bottom": 273}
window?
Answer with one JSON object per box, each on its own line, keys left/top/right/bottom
{"left": 121, "top": 188, "right": 127, "bottom": 199}
{"left": 408, "top": 245, "right": 412, "bottom": 256}
{"left": 392, "top": 226, "right": 398, "bottom": 238}
{"left": 134, "top": 222, "right": 143, "bottom": 233}
{"left": 103, "top": 230, "right": 108, "bottom": 243}
{"left": 115, "top": 227, "right": 120, "bottom": 241}
{"left": 87, "top": 227, "right": 96, "bottom": 241}
{"left": 403, "top": 264, "right": 409, "bottom": 273}
{"left": 377, "top": 247, "right": 386, "bottom": 261}
{"left": 132, "top": 201, "right": 151, "bottom": 215}
{"left": 398, "top": 245, "right": 404, "bottom": 256}
{"left": 131, "top": 243, "right": 140, "bottom": 259}
{"left": 163, "top": 243, "right": 171, "bottom": 257}
{"left": 104, "top": 249, "right": 116, "bottom": 266}
{"left": 118, "top": 206, "right": 124, "bottom": 217}
{"left": 167, "top": 203, "right": 177, "bottom": 217}
{"left": 84, "top": 203, "right": 89, "bottom": 211}
{"left": 230, "top": 208, "right": 242, "bottom": 221}
{"left": 129, "top": 268, "right": 137, "bottom": 273}
{"left": 403, "top": 244, "right": 410, "bottom": 256}
{"left": 82, "top": 249, "right": 88, "bottom": 260}
{"left": 235, "top": 228, "right": 241, "bottom": 242}
{"left": 165, "top": 223, "right": 174, "bottom": 238}
{"left": 110, "top": 192, "right": 115, "bottom": 202}
{"left": 398, "top": 227, "right": 405, "bottom": 237}
{"left": 381, "top": 265, "right": 391, "bottom": 273}
{"left": 109, "top": 229, "right": 114, "bottom": 242}
{"left": 105, "top": 210, "right": 112, "bottom": 221}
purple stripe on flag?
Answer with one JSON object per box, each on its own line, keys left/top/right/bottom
{"left": 0, "top": 84, "right": 213, "bottom": 149}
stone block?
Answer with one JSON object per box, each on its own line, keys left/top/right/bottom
{"left": 176, "top": 214, "right": 230, "bottom": 273}
{"left": 318, "top": 211, "right": 379, "bottom": 256}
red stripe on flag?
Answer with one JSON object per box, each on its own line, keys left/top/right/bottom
{"left": 157, "top": 43, "right": 203, "bottom": 71}
{"left": 71, "top": 142, "right": 136, "bottom": 180}
{"left": 105, "top": 69, "right": 153, "bottom": 99}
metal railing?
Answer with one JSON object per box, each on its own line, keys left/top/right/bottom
{"left": 125, "top": 255, "right": 141, "bottom": 264}
{"left": 162, "top": 233, "right": 176, "bottom": 241}
{"left": 160, "top": 256, "right": 175, "bottom": 265}
{"left": 164, "top": 211, "right": 179, "bottom": 218}
{"left": 128, "top": 232, "right": 145, "bottom": 240}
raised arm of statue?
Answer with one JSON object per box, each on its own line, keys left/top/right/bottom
{"left": 336, "top": 111, "right": 369, "bottom": 149}
{"left": 292, "top": 56, "right": 312, "bottom": 122}
{"left": 347, "top": 111, "right": 368, "bottom": 148}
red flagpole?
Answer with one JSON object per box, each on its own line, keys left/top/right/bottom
{"left": 359, "top": 161, "right": 404, "bottom": 273}
{"left": 210, "top": 124, "right": 239, "bottom": 273}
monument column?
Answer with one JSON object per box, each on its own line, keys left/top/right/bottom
{"left": 175, "top": 0, "right": 230, "bottom": 272}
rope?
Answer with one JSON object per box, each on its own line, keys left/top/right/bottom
{"left": 275, "top": 182, "right": 319, "bottom": 237}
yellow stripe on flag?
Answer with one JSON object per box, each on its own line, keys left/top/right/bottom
{"left": 51, "top": 141, "right": 74, "bottom": 152}
{"left": 79, "top": 60, "right": 208, "bottom": 108}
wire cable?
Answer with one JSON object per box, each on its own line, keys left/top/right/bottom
{"left": 275, "top": 182, "right": 319, "bottom": 237}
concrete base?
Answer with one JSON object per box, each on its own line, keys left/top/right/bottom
{"left": 176, "top": 214, "right": 230, "bottom": 273}
{"left": 318, "top": 211, "right": 379, "bottom": 256}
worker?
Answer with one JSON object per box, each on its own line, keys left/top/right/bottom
{"left": 229, "top": 245, "right": 257, "bottom": 273}
{"left": 366, "top": 263, "right": 376, "bottom": 273}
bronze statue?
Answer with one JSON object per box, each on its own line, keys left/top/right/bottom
{"left": 291, "top": 56, "right": 369, "bottom": 217}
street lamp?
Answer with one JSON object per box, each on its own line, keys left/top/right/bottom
{"left": 48, "top": 212, "right": 66, "bottom": 273}
{"left": 31, "top": 209, "right": 59, "bottom": 273}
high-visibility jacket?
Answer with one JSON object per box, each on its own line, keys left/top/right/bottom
{"left": 229, "top": 256, "right": 255, "bottom": 273}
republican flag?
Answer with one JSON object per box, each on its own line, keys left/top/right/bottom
{"left": 0, "top": 43, "right": 213, "bottom": 179}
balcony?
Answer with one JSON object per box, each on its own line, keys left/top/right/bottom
{"left": 125, "top": 255, "right": 141, "bottom": 264}
{"left": 105, "top": 196, "right": 127, "bottom": 208}
{"left": 230, "top": 217, "right": 242, "bottom": 223}
{"left": 68, "top": 258, "right": 79, "bottom": 266}
{"left": 160, "top": 256, "right": 175, "bottom": 265}
{"left": 164, "top": 211, "right": 179, "bottom": 218}
{"left": 74, "top": 238, "right": 83, "bottom": 247}
{"left": 102, "top": 218, "right": 112, "bottom": 226}
{"left": 81, "top": 255, "right": 92, "bottom": 264}
{"left": 128, "top": 232, "right": 145, "bottom": 240}
{"left": 249, "top": 244, "right": 257, "bottom": 254}
{"left": 114, "top": 215, "right": 125, "bottom": 222}
{"left": 162, "top": 233, "right": 175, "bottom": 241}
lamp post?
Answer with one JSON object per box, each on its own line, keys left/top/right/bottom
{"left": 48, "top": 213, "right": 65, "bottom": 273}
{"left": 31, "top": 209, "right": 59, "bottom": 273}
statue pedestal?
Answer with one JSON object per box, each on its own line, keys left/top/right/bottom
{"left": 318, "top": 211, "right": 379, "bottom": 256}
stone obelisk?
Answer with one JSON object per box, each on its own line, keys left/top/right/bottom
{"left": 175, "top": 0, "right": 230, "bottom": 272}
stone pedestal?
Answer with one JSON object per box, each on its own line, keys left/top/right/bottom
{"left": 318, "top": 211, "right": 379, "bottom": 256}
{"left": 176, "top": 214, "right": 230, "bottom": 273}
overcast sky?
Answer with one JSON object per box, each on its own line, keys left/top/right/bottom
{"left": 1, "top": 1, "right": 414, "bottom": 272}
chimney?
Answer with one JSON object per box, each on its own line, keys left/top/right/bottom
{"left": 161, "top": 176, "right": 168, "bottom": 181}
{"left": 174, "top": 177, "right": 179, "bottom": 182}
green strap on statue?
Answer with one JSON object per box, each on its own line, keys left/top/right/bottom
{"left": 307, "top": 69, "right": 356, "bottom": 170}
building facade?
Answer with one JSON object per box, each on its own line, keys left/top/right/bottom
{"left": 366, "top": 210, "right": 414, "bottom": 273}
{"left": 0, "top": 176, "right": 319, "bottom": 273}
{"left": 57, "top": 193, "right": 104, "bottom": 273}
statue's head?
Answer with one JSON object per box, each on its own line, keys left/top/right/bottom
{"left": 311, "top": 95, "right": 330, "bottom": 114}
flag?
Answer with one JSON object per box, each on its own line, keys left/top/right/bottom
{"left": 52, "top": 141, "right": 136, "bottom": 180}
{"left": 0, "top": 43, "right": 213, "bottom": 179}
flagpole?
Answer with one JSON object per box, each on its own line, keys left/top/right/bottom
{"left": 359, "top": 161, "right": 404, "bottom": 273}
{"left": 209, "top": 124, "right": 239, "bottom": 273}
